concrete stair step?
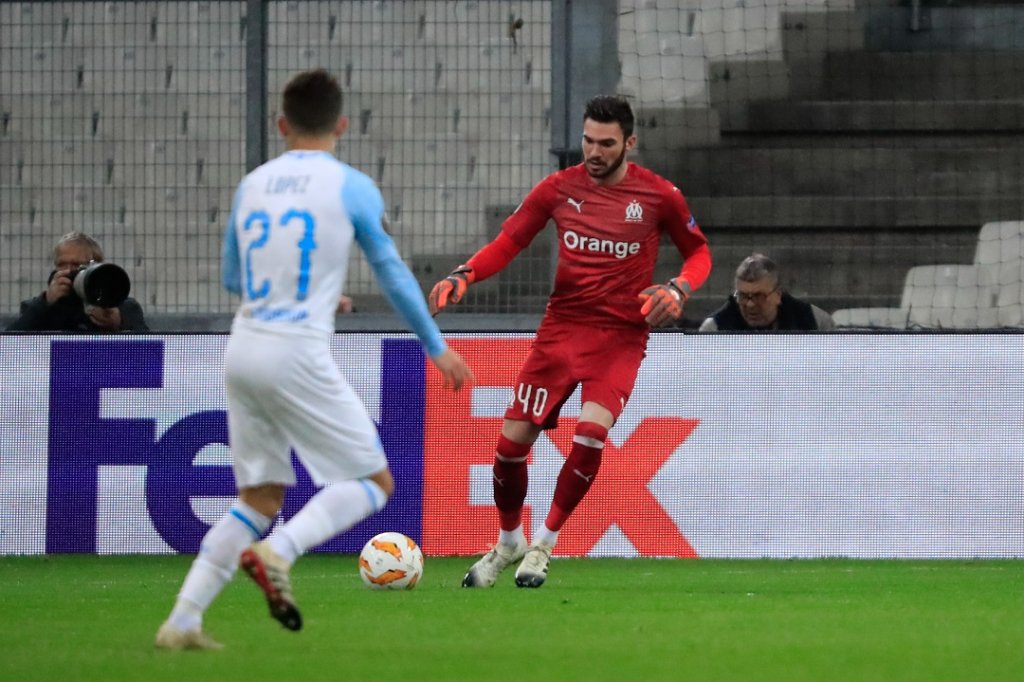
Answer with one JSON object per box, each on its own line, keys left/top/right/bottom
{"left": 672, "top": 146, "right": 1024, "bottom": 197}
{"left": 686, "top": 195, "right": 1024, "bottom": 229}
{"left": 820, "top": 51, "right": 1024, "bottom": 101}
{"left": 717, "top": 132, "right": 1024, "bottom": 150}
{"left": 732, "top": 100, "right": 1024, "bottom": 134}
{"left": 861, "top": 5, "right": 1024, "bottom": 53}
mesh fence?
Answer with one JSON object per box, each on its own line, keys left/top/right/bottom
{"left": 265, "top": 0, "right": 553, "bottom": 314}
{"left": 2, "top": 1, "right": 1024, "bottom": 327}
{"left": 1, "top": 2, "right": 247, "bottom": 315}
{"left": 620, "top": 0, "right": 1024, "bottom": 328}
{"left": 0, "top": 0, "right": 553, "bottom": 318}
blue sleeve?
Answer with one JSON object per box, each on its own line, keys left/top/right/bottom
{"left": 343, "top": 173, "right": 447, "bottom": 358}
{"left": 221, "top": 184, "right": 244, "bottom": 295}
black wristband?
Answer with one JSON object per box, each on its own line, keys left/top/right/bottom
{"left": 668, "top": 279, "right": 690, "bottom": 300}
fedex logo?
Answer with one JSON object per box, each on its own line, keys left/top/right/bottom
{"left": 44, "top": 339, "right": 425, "bottom": 554}
{"left": 39, "top": 337, "right": 697, "bottom": 557}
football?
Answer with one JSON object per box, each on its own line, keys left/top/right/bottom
{"left": 358, "top": 532, "right": 424, "bottom": 590}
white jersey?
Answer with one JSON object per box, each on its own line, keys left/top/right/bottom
{"left": 222, "top": 150, "right": 445, "bottom": 355}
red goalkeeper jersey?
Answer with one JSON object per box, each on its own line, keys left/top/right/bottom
{"left": 468, "top": 162, "right": 711, "bottom": 329}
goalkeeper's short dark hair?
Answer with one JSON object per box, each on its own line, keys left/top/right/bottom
{"left": 282, "top": 69, "right": 343, "bottom": 136}
{"left": 583, "top": 95, "right": 635, "bottom": 139}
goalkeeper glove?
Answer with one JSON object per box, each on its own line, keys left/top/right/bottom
{"left": 638, "top": 278, "right": 690, "bottom": 327}
{"left": 429, "top": 265, "right": 474, "bottom": 316}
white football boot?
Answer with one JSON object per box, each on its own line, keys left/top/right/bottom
{"left": 154, "top": 621, "right": 223, "bottom": 651}
{"left": 514, "top": 541, "right": 553, "bottom": 588}
{"left": 461, "top": 539, "right": 528, "bottom": 588}
{"left": 240, "top": 541, "right": 302, "bottom": 631}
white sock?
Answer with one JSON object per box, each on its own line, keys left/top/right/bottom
{"left": 534, "top": 524, "right": 559, "bottom": 548}
{"left": 168, "top": 500, "right": 272, "bottom": 631}
{"left": 268, "top": 479, "right": 388, "bottom": 564}
{"left": 499, "top": 525, "right": 526, "bottom": 548}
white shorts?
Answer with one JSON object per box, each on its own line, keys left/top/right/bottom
{"left": 224, "top": 327, "right": 387, "bottom": 489}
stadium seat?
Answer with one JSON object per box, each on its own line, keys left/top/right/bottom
{"left": 393, "top": 184, "right": 485, "bottom": 255}
{"left": 178, "top": 1, "right": 247, "bottom": 46}
{"left": 269, "top": 0, "right": 338, "bottom": 47}
{"left": 832, "top": 307, "right": 910, "bottom": 329}
{"left": 376, "top": 137, "right": 480, "bottom": 189}
{"left": 833, "top": 263, "right": 998, "bottom": 329}
{"left": 0, "top": 228, "right": 57, "bottom": 272}
{"left": 152, "top": 259, "right": 230, "bottom": 312}
{"left": 974, "top": 220, "right": 1024, "bottom": 267}
{"left": 141, "top": 139, "right": 245, "bottom": 188}
{"left": 0, "top": 46, "right": 81, "bottom": 95}
{"left": 456, "top": 92, "right": 550, "bottom": 138}
{"left": 421, "top": 0, "right": 549, "bottom": 48}
{"left": 996, "top": 281, "right": 1024, "bottom": 327}
{"left": 334, "top": 0, "right": 426, "bottom": 47}
{"left": 907, "top": 264, "right": 1003, "bottom": 328}
{"left": 122, "top": 186, "right": 229, "bottom": 231}
{"left": 432, "top": 43, "right": 547, "bottom": 94}
{"left": 343, "top": 92, "right": 457, "bottom": 138}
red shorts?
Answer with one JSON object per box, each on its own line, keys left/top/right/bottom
{"left": 504, "top": 318, "right": 648, "bottom": 429}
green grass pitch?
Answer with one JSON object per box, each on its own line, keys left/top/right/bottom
{"left": 1, "top": 556, "right": 1021, "bottom": 681}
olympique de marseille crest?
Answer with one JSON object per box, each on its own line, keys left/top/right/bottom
{"left": 625, "top": 200, "right": 644, "bottom": 222}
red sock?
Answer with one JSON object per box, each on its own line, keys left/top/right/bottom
{"left": 492, "top": 435, "right": 530, "bottom": 532}
{"left": 545, "top": 421, "right": 608, "bottom": 532}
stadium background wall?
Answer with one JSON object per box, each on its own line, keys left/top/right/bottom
{"left": 6, "top": 1, "right": 1024, "bottom": 331}
{"left": 1, "top": 332, "right": 1022, "bottom": 559}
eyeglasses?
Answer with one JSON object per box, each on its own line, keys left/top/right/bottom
{"left": 734, "top": 288, "right": 778, "bottom": 305}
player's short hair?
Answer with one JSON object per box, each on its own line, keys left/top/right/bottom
{"left": 282, "top": 69, "right": 343, "bottom": 136}
{"left": 583, "top": 95, "right": 635, "bottom": 138}
{"left": 735, "top": 253, "right": 779, "bottom": 287}
{"left": 54, "top": 232, "right": 103, "bottom": 263}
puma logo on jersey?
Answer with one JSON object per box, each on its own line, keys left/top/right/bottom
{"left": 567, "top": 197, "right": 584, "bottom": 213}
{"left": 573, "top": 469, "right": 595, "bottom": 483}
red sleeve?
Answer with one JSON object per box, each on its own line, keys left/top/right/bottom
{"left": 676, "top": 242, "right": 712, "bottom": 294}
{"left": 663, "top": 186, "right": 712, "bottom": 293}
{"left": 466, "top": 175, "right": 558, "bottom": 282}
{"left": 465, "top": 231, "right": 524, "bottom": 282}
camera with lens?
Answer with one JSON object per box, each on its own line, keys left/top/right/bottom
{"left": 63, "top": 261, "right": 132, "bottom": 308}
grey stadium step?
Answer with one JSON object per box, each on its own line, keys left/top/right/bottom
{"left": 676, "top": 146, "right": 1024, "bottom": 198}
{"left": 732, "top": 100, "right": 1024, "bottom": 134}
{"left": 862, "top": 5, "right": 1024, "bottom": 53}
{"left": 818, "top": 51, "right": 1024, "bottom": 101}
{"left": 685, "top": 195, "right": 1024, "bottom": 229}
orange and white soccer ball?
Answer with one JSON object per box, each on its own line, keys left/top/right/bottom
{"left": 358, "top": 532, "right": 424, "bottom": 590}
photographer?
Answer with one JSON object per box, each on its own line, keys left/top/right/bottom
{"left": 7, "top": 232, "right": 148, "bottom": 332}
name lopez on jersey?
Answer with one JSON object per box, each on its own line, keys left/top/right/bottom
{"left": 562, "top": 229, "right": 640, "bottom": 259}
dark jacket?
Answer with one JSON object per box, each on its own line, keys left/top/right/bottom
{"left": 707, "top": 292, "right": 820, "bottom": 331}
{"left": 6, "top": 293, "right": 149, "bottom": 332}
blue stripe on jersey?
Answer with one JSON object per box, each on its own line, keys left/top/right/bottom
{"left": 230, "top": 507, "right": 263, "bottom": 539}
{"left": 357, "top": 478, "right": 385, "bottom": 513}
{"left": 342, "top": 174, "right": 447, "bottom": 358}
{"left": 221, "top": 183, "right": 245, "bottom": 295}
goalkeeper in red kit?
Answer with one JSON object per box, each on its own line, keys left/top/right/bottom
{"left": 429, "top": 95, "right": 712, "bottom": 588}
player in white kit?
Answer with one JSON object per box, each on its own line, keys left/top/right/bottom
{"left": 156, "top": 69, "right": 473, "bottom": 650}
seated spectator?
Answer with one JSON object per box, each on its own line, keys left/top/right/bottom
{"left": 699, "top": 253, "right": 834, "bottom": 332}
{"left": 7, "top": 232, "right": 148, "bottom": 332}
